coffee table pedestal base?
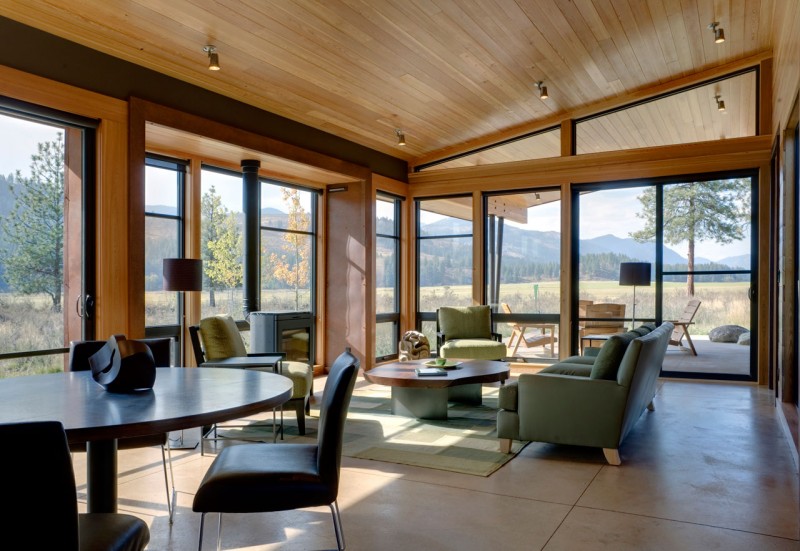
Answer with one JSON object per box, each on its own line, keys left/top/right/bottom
{"left": 391, "top": 384, "right": 482, "bottom": 420}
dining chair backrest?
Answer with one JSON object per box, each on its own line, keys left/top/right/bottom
{"left": 69, "top": 338, "right": 172, "bottom": 371}
{"left": 316, "top": 350, "right": 359, "bottom": 496}
{"left": 1, "top": 421, "right": 81, "bottom": 548}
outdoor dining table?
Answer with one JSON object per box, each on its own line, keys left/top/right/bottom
{"left": 0, "top": 367, "right": 293, "bottom": 513}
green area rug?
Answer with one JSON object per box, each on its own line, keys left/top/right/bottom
{"left": 215, "top": 384, "right": 527, "bottom": 477}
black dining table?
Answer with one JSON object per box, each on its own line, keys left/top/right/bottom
{"left": 0, "top": 367, "right": 293, "bottom": 513}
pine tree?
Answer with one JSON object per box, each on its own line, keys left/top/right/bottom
{"left": 631, "top": 180, "right": 749, "bottom": 295}
{"left": 0, "top": 135, "right": 64, "bottom": 312}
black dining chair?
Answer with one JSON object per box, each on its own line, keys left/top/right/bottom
{"left": 69, "top": 337, "right": 177, "bottom": 523}
{"left": 0, "top": 420, "right": 150, "bottom": 551}
{"left": 192, "top": 349, "right": 359, "bottom": 551}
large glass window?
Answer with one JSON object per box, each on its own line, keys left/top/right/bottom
{"left": 486, "top": 189, "right": 561, "bottom": 361}
{"left": 0, "top": 104, "right": 94, "bottom": 377}
{"left": 200, "top": 166, "right": 244, "bottom": 318}
{"left": 416, "top": 196, "right": 473, "bottom": 345}
{"left": 144, "top": 156, "right": 185, "bottom": 327}
{"left": 259, "top": 180, "right": 316, "bottom": 313}
{"left": 576, "top": 70, "right": 757, "bottom": 154}
{"left": 573, "top": 174, "right": 756, "bottom": 380}
{"left": 376, "top": 195, "right": 401, "bottom": 361}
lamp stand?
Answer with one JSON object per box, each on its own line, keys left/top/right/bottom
{"left": 169, "top": 290, "right": 199, "bottom": 450}
{"left": 631, "top": 285, "right": 637, "bottom": 330}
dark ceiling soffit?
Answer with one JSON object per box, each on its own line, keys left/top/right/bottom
{"left": 0, "top": 16, "right": 408, "bottom": 183}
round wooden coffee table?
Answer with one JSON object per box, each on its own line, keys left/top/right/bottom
{"left": 363, "top": 359, "right": 509, "bottom": 419}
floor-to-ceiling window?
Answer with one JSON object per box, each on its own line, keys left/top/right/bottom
{"left": 259, "top": 180, "right": 316, "bottom": 313}
{"left": 376, "top": 194, "right": 401, "bottom": 361}
{"left": 573, "top": 173, "right": 756, "bottom": 380}
{"left": 0, "top": 101, "right": 95, "bottom": 378}
{"left": 485, "top": 189, "right": 561, "bottom": 361}
{"left": 415, "top": 196, "right": 473, "bottom": 347}
{"left": 200, "top": 165, "right": 244, "bottom": 320}
{"left": 144, "top": 156, "right": 186, "bottom": 334}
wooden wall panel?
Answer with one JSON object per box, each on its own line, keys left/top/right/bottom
{"left": 771, "top": 0, "right": 800, "bottom": 135}
{"left": 325, "top": 180, "right": 370, "bottom": 370}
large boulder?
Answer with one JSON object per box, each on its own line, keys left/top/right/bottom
{"left": 709, "top": 325, "right": 748, "bottom": 343}
{"left": 737, "top": 332, "right": 751, "bottom": 346}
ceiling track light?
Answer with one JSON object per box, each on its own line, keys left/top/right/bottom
{"left": 708, "top": 22, "right": 725, "bottom": 43}
{"left": 535, "top": 81, "right": 548, "bottom": 100}
{"left": 395, "top": 129, "right": 406, "bottom": 146}
{"left": 203, "top": 45, "right": 220, "bottom": 71}
{"left": 715, "top": 94, "right": 726, "bottom": 112}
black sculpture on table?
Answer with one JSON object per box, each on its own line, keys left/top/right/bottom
{"left": 89, "top": 334, "right": 156, "bottom": 392}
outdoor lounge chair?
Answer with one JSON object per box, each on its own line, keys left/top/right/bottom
{"left": 668, "top": 298, "right": 702, "bottom": 355}
{"left": 501, "top": 303, "right": 557, "bottom": 357}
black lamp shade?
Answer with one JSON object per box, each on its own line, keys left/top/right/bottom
{"left": 163, "top": 258, "right": 203, "bottom": 292}
{"left": 619, "top": 262, "right": 651, "bottom": 286}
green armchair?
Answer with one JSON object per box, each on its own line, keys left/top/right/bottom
{"left": 497, "top": 322, "right": 672, "bottom": 465}
{"left": 436, "top": 305, "right": 507, "bottom": 361}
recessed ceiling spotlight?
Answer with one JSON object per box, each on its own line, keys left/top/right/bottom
{"left": 395, "top": 129, "right": 406, "bottom": 146}
{"left": 714, "top": 94, "right": 726, "bottom": 112}
{"left": 708, "top": 22, "right": 725, "bottom": 43}
{"left": 203, "top": 45, "right": 220, "bottom": 71}
{"left": 535, "top": 81, "right": 548, "bottom": 100}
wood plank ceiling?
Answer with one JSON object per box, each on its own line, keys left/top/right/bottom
{"left": 0, "top": 0, "right": 774, "bottom": 168}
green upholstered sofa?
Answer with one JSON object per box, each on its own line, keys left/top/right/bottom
{"left": 436, "top": 305, "right": 507, "bottom": 361}
{"left": 497, "top": 322, "right": 672, "bottom": 465}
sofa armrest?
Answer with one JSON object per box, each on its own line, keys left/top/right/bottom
{"left": 498, "top": 380, "right": 519, "bottom": 412}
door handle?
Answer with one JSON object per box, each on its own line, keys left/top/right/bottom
{"left": 77, "top": 294, "right": 95, "bottom": 319}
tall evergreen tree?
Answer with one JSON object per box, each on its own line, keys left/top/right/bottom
{"left": 0, "top": 134, "right": 64, "bottom": 311}
{"left": 630, "top": 180, "right": 749, "bottom": 295}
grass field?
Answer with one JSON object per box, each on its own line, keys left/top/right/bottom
{"left": 1, "top": 279, "right": 750, "bottom": 377}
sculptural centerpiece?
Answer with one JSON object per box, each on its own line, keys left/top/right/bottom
{"left": 89, "top": 334, "right": 156, "bottom": 392}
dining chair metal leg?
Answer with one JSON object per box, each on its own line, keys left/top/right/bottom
{"left": 161, "top": 440, "right": 176, "bottom": 524}
{"left": 330, "top": 500, "right": 346, "bottom": 551}
{"left": 197, "top": 512, "right": 205, "bottom": 551}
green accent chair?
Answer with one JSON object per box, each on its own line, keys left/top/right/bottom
{"left": 189, "top": 314, "right": 313, "bottom": 435}
{"left": 497, "top": 322, "right": 672, "bottom": 465}
{"left": 436, "top": 305, "right": 507, "bottom": 361}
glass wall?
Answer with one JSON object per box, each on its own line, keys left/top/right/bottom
{"left": 485, "top": 189, "right": 561, "bottom": 360}
{"left": 144, "top": 157, "right": 184, "bottom": 327}
{"left": 376, "top": 195, "right": 401, "bottom": 360}
{"left": 0, "top": 106, "right": 92, "bottom": 378}
{"left": 200, "top": 166, "right": 244, "bottom": 319}
{"left": 416, "top": 196, "right": 473, "bottom": 346}
{"left": 260, "top": 180, "right": 316, "bottom": 313}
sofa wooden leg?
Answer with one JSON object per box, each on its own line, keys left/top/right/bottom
{"left": 603, "top": 448, "right": 621, "bottom": 466}
{"left": 647, "top": 400, "right": 655, "bottom": 411}
{"left": 499, "top": 438, "right": 512, "bottom": 454}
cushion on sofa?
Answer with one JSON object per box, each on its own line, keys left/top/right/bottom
{"left": 589, "top": 332, "right": 638, "bottom": 380}
{"left": 540, "top": 363, "right": 593, "bottom": 377}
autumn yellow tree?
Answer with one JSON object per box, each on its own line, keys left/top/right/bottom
{"left": 268, "top": 188, "right": 310, "bottom": 309}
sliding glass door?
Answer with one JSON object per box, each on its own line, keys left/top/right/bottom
{"left": 0, "top": 99, "right": 95, "bottom": 377}
{"left": 573, "top": 172, "right": 756, "bottom": 381}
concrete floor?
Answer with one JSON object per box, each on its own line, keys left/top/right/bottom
{"left": 73, "top": 376, "right": 798, "bottom": 550}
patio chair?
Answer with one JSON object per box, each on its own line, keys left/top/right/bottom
{"left": 501, "top": 303, "right": 557, "bottom": 357}
{"left": 667, "top": 298, "right": 702, "bottom": 355}
{"left": 578, "top": 303, "right": 626, "bottom": 352}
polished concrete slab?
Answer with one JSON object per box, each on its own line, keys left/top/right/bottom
{"left": 72, "top": 376, "right": 799, "bottom": 550}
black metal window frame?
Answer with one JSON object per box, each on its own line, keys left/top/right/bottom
{"left": 376, "top": 193, "right": 402, "bottom": 362}
{"left": 0, "top": 97, "right": 98, "bottom": 364}
{"left": 414, "top": 195, "right": 473, "bottom": 328}
{"left": 259, "top": 177, "right": 319, "bottom": 319}
{"left": 144, "top": 154, "right": 188, "bottom": 340}
{"left": 571, "top": 169, "right": 758, "bottom": 382}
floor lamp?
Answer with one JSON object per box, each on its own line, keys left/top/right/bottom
{"left": 163, "top": 258, "right": 203, "bottom": 448}
{"left": 619, "top": 262, "right": 651, "bottom": 330}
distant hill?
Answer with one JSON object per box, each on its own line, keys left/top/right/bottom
{"left": 718, "top": 254, "right": 751, "bottom": 269}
